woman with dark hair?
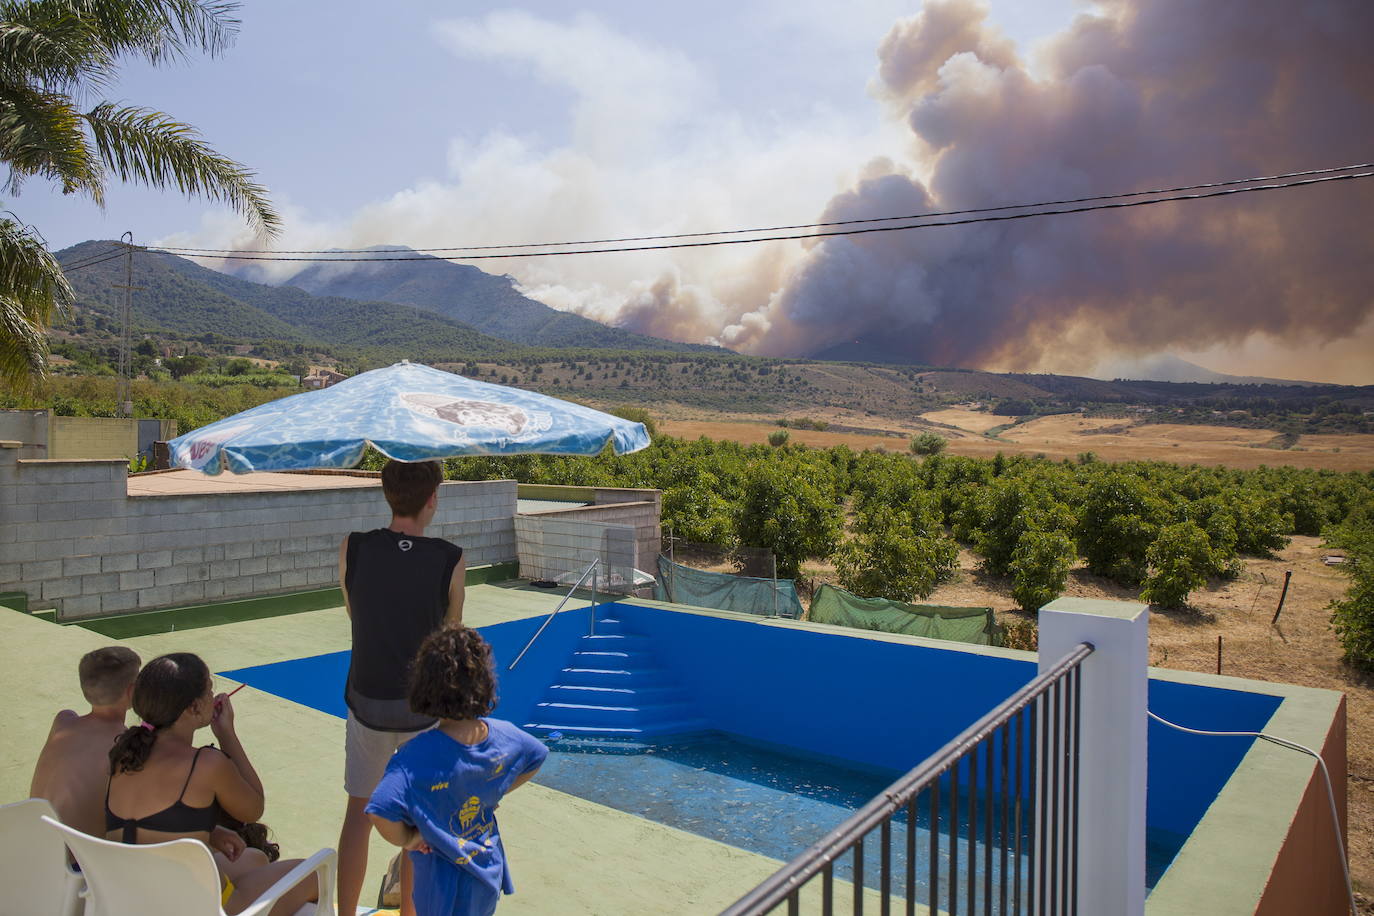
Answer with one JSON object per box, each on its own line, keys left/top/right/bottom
{"left": 366, "top": 625, "right": 548, "bottom": 915}
{"left": 105, "top": 653, "right": 319, "bottom": 915}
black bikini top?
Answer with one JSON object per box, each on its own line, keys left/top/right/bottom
{"left": 105, "top": 747, "right": 223, "bottom": 843}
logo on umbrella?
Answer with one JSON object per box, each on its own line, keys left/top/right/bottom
{"left": 399, "top": 392, "right": 552, "bottom": 439}
{"left": 178, "top": 419, "right": 258, "bottom": 469}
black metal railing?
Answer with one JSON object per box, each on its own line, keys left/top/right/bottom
{"left": 720, "top": 642, "right": 1094, "bottom": 916}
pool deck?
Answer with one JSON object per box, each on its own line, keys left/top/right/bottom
{"left": 1, "top": 584, "right": 1346, "bottom": 914}
{"left": 0, "top": 584, "right": 848, "bottom": 914}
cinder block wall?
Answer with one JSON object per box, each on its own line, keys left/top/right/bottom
{"left": 512, "top": 494, "right": 661, "bottom": 581}
{"left": 0, "top": 411, "right": 47, "bottom": 459}
{"left": 0, "top": 444, "right": 517, "bottom": 620}
{"left": 513, "top": 516, "right": 638, "bottom": 583}
{"left": 48, "top": 416, "right": 140, "bottom": 460}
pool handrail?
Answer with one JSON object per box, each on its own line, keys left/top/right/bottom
{"left": 508, "top": 559, "right": 599, "bottom": 671}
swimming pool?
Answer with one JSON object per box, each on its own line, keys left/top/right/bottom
{"left": 220, "top": 600, "right": 1282, "bottom": 895}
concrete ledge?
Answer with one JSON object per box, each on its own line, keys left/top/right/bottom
{"left": 1146, "top": 669, "right": 1347, "bottom": 916}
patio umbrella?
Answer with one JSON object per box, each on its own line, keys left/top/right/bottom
{"left": 167, "top": 361, "right": 651, "bottom": 474}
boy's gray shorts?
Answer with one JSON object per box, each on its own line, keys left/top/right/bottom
{"left": 343, "top": 711, "right": 426, "bottom": 798}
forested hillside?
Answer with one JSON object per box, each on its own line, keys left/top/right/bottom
{"left": 275, "top": 249, "right": 722, "bottom": 353}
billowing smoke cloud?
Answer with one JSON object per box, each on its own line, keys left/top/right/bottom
{"left": 770, "top": 0, "right": 1374, "bottom": 374}
{"left": 161, "top": 2, "right": 1374, "bottom": 381}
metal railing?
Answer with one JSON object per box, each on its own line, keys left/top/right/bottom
{"left": 507, "top": 559, "right": 599, "bottom": 671}
{"left": 720, "top": 642, "right": 1094, "bottom": 916}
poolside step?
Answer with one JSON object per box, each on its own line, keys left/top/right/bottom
{"left": 533, "top": 699, "right": 699, "bottom": 728}
{"left": 528, "top": 621, "right": 705, "bottom": 740}
{"left": 582, "top": 632, "right": 645, "bottom": 646}
{"left": 558, "top": 666, "right": 666, "bottom": 687}
{"left": 524, "top": 723, "right": 647, "bottom": 736}
{"left": 543, "top": 684, "right": 688, "bottom": 705}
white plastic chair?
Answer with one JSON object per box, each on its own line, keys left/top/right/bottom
{"left": 42, "top": 815, "right": 335, "bottom": 916}
{"left": 0, "top": 798, "right": 85, "bottom": 916}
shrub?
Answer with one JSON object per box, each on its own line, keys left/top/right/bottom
{"left": 1009, "top": 528, "right": 1076, "bottom": 612}
{"left": 737, "top": 462, "right": 840, "bottom": 577}
{"left": 910, "top": 432, "right": 947, "bottom": 455}
{"left": 1327, "top": 503, "right": 1374, "bottom": 670}
{"left": 768, "top": 430, "right": 790, "bottom": 447}
{"left": 1141, "top": 522, "right": 1217, "bottom": 609}
{"left": 1076, "top": 474, "right": 1166, "bottom": 585}
{"left": 834, "top": 504, "right": 958, "bottom": 601}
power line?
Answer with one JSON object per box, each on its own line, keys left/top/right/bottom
{"left": 59, "top": 249, "right": 126, "bottom": 272}
{"left": 143, "top": 169, "right": 1374, "bottom": 264}
{"left": 145, "top": 161, "right": 1374, "bottom": 255}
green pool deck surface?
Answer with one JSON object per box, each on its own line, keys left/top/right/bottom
{"left": 0, "top": 584, "right": 1346, "bottom": 914}
{"left": 0, "top": 584, "right": 821, "bottom": 915}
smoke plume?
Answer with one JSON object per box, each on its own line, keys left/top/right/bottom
{"left": 769, "top": 0, "right": 1374, "bottom": 375}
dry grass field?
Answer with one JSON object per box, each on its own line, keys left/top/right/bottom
{"left": 659, "top": 412, "right": 1374, "bottom": 472}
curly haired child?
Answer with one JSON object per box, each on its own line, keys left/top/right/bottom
{"left": 366, "top": 625, "right": 548, "bottom": 916}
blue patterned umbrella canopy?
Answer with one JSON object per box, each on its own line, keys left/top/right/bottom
{"left": 167, "top": 361, "right": 651, "bottom": 474}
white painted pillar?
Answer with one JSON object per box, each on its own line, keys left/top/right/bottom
{"left": 1038, "top": 596, "right": 1149, "bottom": 916}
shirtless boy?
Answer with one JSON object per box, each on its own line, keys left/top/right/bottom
{"left": 29, "top": 646, "right": 141, "bottom": 835}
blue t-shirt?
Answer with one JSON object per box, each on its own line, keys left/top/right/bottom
{"left": 366, "top": 720, "right": 549, "bottom": 916}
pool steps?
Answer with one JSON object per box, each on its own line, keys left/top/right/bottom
{"left": 524, "top": 614, "right": 708, "bottom": 739}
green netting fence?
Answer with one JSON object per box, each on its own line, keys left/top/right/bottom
{"left": 808, "top": 584, "right": 1003, "bottom": 646}
{"left": 654, "top": 555, "right": 804, "bottom": 619}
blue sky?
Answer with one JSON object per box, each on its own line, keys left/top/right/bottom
{"left": 21, "top": 1, "right": 1075, "bottom": 250}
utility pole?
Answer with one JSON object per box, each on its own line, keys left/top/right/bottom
{"left": 112, "top": 232, "right": 144, "bottom": 417}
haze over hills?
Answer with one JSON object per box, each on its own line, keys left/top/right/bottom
{"left": 250, "top": 248, "right": 723, "bottom": 354}
{"left": 56, "top": 241, "right": 516, "bottom": 361}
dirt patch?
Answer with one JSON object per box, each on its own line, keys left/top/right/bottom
{"left": 902, "top": 537, "right": 1373, "bottom": 892}
{"left": 920, "top": 408, "right": 1009, "bottom": 435}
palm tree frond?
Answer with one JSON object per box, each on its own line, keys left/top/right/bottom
{"left": 0, "top": 293, "right": 51, "bottom": 391}
{"left": 0, "top": 82, "right": 103, "bottom": 198}
{"left": 0, "top": 18, "right": 114, "bottom": 89}
{"left": 84, "top": 101, "right": 278, "bottom": 236}
{"left": 6, "top": 0, "right": 243, "bottom": 66}
{"left": 0, "top": 216, "right": 75, "bottom": 323}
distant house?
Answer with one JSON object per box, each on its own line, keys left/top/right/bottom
{"left": 303, "top": 368, "right": 348, "bottom": 389}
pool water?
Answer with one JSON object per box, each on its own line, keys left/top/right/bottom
{"left": 537, "top": 732, "right": 1184, "bottom": 904}
{"left": 537, "top": 732, "right": 1042, "bottom": 908}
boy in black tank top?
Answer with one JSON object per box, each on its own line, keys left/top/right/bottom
{"left": 336, "top": 460, "right": 465, "bottom": 916}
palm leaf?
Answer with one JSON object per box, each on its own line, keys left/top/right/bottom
{"left": 0, "top": 217, "right": 71, "bottom": 390}
{"left": 0, "top": 16, "right": 113, "bottom": 89}
{"left": 84, "top": 101, "right": 278, "bottom": 236}
{"left": 0, "top": 81, "right": 102, "bottom": 197}
{"left": 0, "top": 0, "right": 241, "bottom": 66}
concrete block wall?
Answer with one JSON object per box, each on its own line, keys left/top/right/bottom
{"left": 515, "top": 485, "right": 661, "bottom": 574}
{"left": 513, "top": 515, "right": 638, "bottom": 585}
{"left": 0, "top": 444, "right": 518, "bottom": 620}
{"left": 48, "top": 416, "right": 140, "bottom": 460}
{"left": 0, "top": 411, "right": 47, "bottom": 459}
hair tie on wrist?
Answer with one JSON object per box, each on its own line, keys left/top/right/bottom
{"left": 140, "top": 722, "right": 156, "bottom": 731}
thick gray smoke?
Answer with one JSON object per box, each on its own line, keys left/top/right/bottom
{"left": 770, "top": 0, "right": 1374, "bottom": 375}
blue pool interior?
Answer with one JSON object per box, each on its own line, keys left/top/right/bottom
{"left": 221, "top": 601, "right": 1283, "bottom": 892}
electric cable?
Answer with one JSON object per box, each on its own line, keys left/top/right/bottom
{"left": 58, "top": 249, "right": 127, "bottom": 272}
{"left": 1147, "top": 710, "right": 1356, "bottom": 916}
{"left": 142, "top": 169, "right": 1374, "bottom": 264}
{"left": 146, "top": 161, "right": 1374, "bottom": 255}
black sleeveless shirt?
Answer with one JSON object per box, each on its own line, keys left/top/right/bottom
{"left": 344, "top": 528, "right": 462, "bottom": 731}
